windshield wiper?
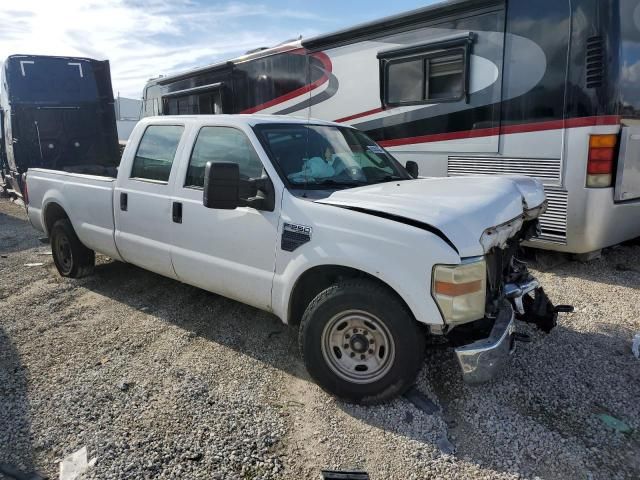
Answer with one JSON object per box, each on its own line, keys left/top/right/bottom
{"left": 371, "top": 175, "right": 408, "bottom": 184}
{"left": 314, "top": 179, "right": 368, "bottom": 188}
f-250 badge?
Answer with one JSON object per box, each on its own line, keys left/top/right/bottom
{"left": 281, "top": 223, "right": 312, "bottom": 252}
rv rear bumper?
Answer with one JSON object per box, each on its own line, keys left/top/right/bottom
{"left": 454, "top": 302, "right": 515, "bottom": 384}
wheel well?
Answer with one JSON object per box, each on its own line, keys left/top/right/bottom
{"left": 287, "top": 265, "right": 413, "bottom": 326}
{"left": 44, "top": 202, "right": 69, "bottom": 236}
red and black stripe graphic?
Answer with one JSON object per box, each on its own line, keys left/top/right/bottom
{"left": 240, "top": 51, "right": 334, "bottom": 115}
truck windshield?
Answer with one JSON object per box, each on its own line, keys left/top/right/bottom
{"left": 253, "top": 124, "right": 411, "bottom": 188}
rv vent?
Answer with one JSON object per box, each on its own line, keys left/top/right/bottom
{"left": 586, "top": 35, "right": 604, "bottom": 88}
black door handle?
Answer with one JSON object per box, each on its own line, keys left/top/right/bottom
{"left": 172, "top": 201, "right": 182, "bottom": 223}
{"left": 120, "top": 192, "right": 128, "bottom": 211}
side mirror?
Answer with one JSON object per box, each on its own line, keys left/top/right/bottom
{"left": 203, "top": 161, "right": 240, "bottom": 209}
{"left": 406, "top": 161, "right": 419, "bottom": 179}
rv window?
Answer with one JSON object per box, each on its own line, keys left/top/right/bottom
{"left": 387, "top": 59, "right": 424, "bottom": 104}
{"left": 130, "top": 125, "right": 184, "bottom": 182}
{"left": 380, "top": 39, "right": 471, "bottom": 106}
{"left": 428, "top": 53, "right": 465, "bottom": 100}
{"left": 164, "top": 90, "right": 222, "bottom": 115}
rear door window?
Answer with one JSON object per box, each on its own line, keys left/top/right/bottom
{"left": 130, "top": 125, "right": 184, "bottom": 182}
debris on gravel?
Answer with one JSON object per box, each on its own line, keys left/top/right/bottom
{"left": 1, "top": 197, "right": 639, "bottom": 479}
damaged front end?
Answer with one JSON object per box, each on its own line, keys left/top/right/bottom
{"left": 484, "top": 213, "right": 572, "bottom": 333}
{"left": 447, "top": 210, "right": 573, "bottom": 384}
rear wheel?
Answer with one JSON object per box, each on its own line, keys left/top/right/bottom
{"left": 299, "top": 279, "right": 425, "bottom": 404}
{"left": 50, "top": 219, "right": 95, "bottom": 278}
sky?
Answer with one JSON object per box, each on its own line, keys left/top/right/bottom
{"left": 0, "top": 0, "right": 440, "bottom": 99}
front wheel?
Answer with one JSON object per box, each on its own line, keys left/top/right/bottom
{"left": 50, "top": 219, "right": 95, "bottom": 278}
{"left": 299, "top": 279, "right": 425, "bottom": 404}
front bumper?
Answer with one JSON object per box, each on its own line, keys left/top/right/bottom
{"left": 454, "top": 301, "right": 515, "bottom": 384}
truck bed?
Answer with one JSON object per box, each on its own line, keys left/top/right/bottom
{"left": 26, "top": 168, "right": 122, "bottom": 260}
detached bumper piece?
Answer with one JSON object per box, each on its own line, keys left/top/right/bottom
{"left": 518, "top": 286, "right": 574, "bottom": 333}
{"left": 454, "top": 302, "right": 515, "bottom": 384}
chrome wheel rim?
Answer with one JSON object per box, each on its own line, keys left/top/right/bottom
{"left": 54, "top": 234, "right": 73, "bottom": 274}
{"left": 321, "top": 309, "right": 395, "bottom": 384}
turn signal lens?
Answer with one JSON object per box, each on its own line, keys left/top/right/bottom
{"left": 434, "top": 280, "right": 483, "bottom": 297}
{"left": 589, "top": 134, "right": 618, "bottom": 148}
{"left": 432, "top": 259, "right": 486, "bottom": 325}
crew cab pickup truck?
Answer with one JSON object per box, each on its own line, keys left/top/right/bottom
{"left": 25, "top": 115, "right": 561, "bottom": 404}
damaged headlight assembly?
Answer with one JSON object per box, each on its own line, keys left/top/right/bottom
{"left": 432, "top": 258, "right": 487, "bottom": 325}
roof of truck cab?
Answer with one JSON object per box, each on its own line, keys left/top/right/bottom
{"left": 140, "top": 114, "right": 343, "bottom": 128}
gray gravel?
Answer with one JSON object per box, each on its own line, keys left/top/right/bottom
{"left": 1, "top": 196, "right": 639, "bottom": 479}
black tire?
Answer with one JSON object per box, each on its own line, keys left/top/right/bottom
{"left": 299, "top": 279, "right": 425, "bottom": 404}
{"left": 50, "top": 219, "right": 95, "bottom": 278}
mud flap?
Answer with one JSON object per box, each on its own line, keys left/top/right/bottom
{"left": 519, "top": 287, "right": 573, "bottom": 333}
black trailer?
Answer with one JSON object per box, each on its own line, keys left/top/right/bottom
{"left": 0, "top": 55, "right": 120, "bottom": 197}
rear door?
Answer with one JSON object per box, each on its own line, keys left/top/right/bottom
{"left": 114, "top": 123, "right": 186, "bottom": 278}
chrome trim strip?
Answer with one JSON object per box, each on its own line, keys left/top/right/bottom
{"left": 162, "top": 82, "right": 224, "bottom": 98}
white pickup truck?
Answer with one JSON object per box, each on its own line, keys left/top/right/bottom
{"left": 25, "top": 115, "right": 561, "bottom": 404}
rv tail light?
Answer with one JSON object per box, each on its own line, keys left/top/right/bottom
{"left": 587, "top": 134, "right": 618, "bottom": 188}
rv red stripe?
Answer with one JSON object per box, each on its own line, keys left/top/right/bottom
{"left": 240, "top": 52, "right": 332, "bottom": 114}
{"left": 334, "top": 107, "right": 386, "bottom": 123}
{"left": 377, "top": 115, "right": 621, "bottom": 147}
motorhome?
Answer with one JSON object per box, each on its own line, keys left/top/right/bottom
{"left": 142, "top": 0, "right": 640, "bottom": 255}
{"left": 0, "top": 55, "right": 120, "bottom": 197}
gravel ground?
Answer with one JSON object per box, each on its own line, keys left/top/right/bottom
{"left": 1, "top": 196, "right": 639, "bottom": 479}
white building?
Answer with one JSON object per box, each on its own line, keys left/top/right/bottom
{"left": 115, "top": 96, "right": 142, "bottom": 141}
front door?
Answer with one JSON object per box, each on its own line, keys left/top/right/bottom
{"left": 114, "top": 123, "right": 186, "bottom": 278}
{"left": 169, "top": 125, "right": 281, "bottom": 311}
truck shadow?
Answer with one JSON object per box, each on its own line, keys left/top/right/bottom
{"left": 82, "top": 259, "right": 303, "bottom": 375}
{"left": 0, "top": 325, "right": 38, "bottom": 479}
{"left": 80, "top": 259, "right": 640, "bottom": 479}
{"left": 0, "top": 207, "right": 41, "bottom": 255}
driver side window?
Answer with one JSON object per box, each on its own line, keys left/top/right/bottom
{"left": 185, "top": 127, "right": 264, "bottom": 188}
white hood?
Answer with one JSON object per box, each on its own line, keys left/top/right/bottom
{"left": 316, "top": 176, "right": 546, "bottom": 258}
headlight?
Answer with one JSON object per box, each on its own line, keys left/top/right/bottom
{"left": 432, "top": 258, "right": 487, "bottom": 325}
